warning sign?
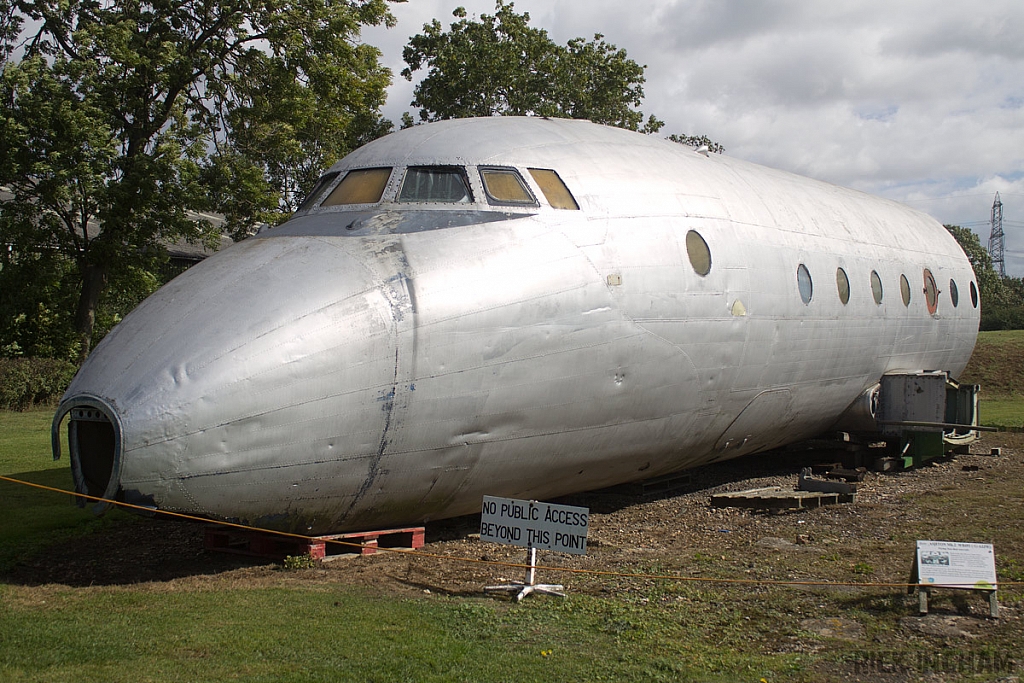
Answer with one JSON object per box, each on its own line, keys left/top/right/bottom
{"left": 480, "top": 496, "right": 589, "bottom": 555}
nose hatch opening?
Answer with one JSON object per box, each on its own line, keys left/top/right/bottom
{"left": 71, "top": 407, "right": 116, "bottom": 497}
{"left": 53, "top": 399, "right": 124, "bottom": 511}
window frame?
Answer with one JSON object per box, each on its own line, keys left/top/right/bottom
{"left": 685, "top": 230, "right": 712, "bottom": 277}
{"left": 923, "top": 268, "right": 939, "bottom": 315}
{"left": 836, "top": 267, "right": 850, "bottom": 305}
{"left": 900, "top": 274, "right": 912, "bottom": 307}
{"left": 296, "top": 171, "right": 342, "bottom": 213}
{"left": 870, "top": 270, "right": 884, "bottom": 305}
{"left": 397, "top": 165, "right": 474, "bottom": 204}
{"left": 527, "top": 168, "right": 580, "bottom": 210}
{"left": 797, "top": 264, "right": 813, "bottom": 305}
{"left": 320, "top": 167, "right": 393, "bottom": 207}
{"left": 478, "top": 166, "right": 539, "bottom": 207}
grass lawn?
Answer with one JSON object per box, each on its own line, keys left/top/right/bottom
{"left": 961, "top": 329, "right": 1024, "bottom": 400}
{"left": 0, "top": 408, "right": 135, "bottom": 573}
{"left": 980, "top": 398, "right": 1024, "bottom": 430}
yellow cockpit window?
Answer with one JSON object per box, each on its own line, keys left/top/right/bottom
{"left": 320, "top": 168, "right": 392, "bottom": 206}
{"left": 528, "top": 168, "right": 580, "bottom": 210}
{"left": 480, "top": 168, "right": 537, "bottom": 205}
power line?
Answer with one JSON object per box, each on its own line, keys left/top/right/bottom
{"left": 904, "top": 192, "right": 1024, "bottom": 204}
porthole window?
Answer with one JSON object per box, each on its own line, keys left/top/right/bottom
{"left": 923, "top": 269, "right": 938, "bottom": 315}
{"left": 797, "top": 264, "right": 813, "bottom": 304}
{"left": 970, "top": 281, "right": 979, "bottom": 308}
{"left": 900, "top": 274, "right": 911, "bottom": 307}
{"left": 870, "top": 270, "right": 883, "bottom": 305}
{"left": 685, "top": 230, "right": 712, "bottom": 276}
{"left": 949, "top": 279, "right": 959, "bottom": 308}
{"left": 836, "top": 267, "right": 850, "bottom": 305}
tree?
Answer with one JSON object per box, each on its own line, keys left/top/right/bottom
{"left": 946, "top": 225, "right": 1003, "bottom": 304}
{"left": 402, "top": 1, "right": 664, "bottom": 134}
{"left": 0, "top": 0, "right": 396, "bottom": 362}
{"left": 946, "top": 224, "right": 1024, "bottom": 329}
{"left": 668, "top": 133, "right": 725, "bottom": 154}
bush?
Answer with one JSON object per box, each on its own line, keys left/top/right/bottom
{"left": 981, "top": 305, "right": 1024, "bottom": 331}
{"left": 0, "top": 357, "right": 78, "bottom": 410}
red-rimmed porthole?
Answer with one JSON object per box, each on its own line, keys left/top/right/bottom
{"left": 923, "top": 269, "right": 938, "bottom": 315}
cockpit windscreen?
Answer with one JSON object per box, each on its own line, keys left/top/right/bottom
{"left": 398, "top": 167, "right": 472, "bottom": 203}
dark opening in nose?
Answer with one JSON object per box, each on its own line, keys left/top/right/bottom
{"left": 69, "top": 407, "right": 116, "bottom": 498}
{"left": 54, "top": 399, "right": 123, "bottom": 510}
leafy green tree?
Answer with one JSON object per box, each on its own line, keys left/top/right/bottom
{"left": 668, "top": 133, "right": 725, "bottom": 154}
{"left": 402, "top": 1, "right": 664, "bottom": 133}
{"left": 0, "top": 0, "right": 395, "bottom": 362}
{"left": 946, "top": 224, "right": 1024, "bottom": 329}
{"left": 0, "top": 0, "right": 21, "bottom": 69}
{"left": 946, "top": 225, "right": 1003, "bottom": 303}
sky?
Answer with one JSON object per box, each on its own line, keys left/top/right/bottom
{"left": 361, "top": 0, "right": 1024, "bottom": 277}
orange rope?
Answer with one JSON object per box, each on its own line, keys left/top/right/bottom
{"left": 2, "top": 473, "right": 1020, "bottom": 589}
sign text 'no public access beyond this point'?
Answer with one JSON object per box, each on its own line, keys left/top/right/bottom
{"left": 479, "top": 496, "right": 589, "bottom": 555}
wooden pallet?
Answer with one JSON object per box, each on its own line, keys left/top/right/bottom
{"left": 710, "top": 486, "right": 856, "bottom": 511}
{"left": 204, "top": 525, "right": 425, "bottom": 561}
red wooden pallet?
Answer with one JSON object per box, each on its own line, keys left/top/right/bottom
{"left": 204, "top": 525, "right": 425, "bottom": 561}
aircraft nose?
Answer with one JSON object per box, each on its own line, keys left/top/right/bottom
{"left": 54, "top": 234, "right": 413, "bottom": 530}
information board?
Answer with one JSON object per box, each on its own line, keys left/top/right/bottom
{"left": 480, "top": 496, "right": 589, "bottom": 555}
{"left": 915, "top": 540, "right": 997, "bottom": 589}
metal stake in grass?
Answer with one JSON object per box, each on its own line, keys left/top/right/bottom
{"left": 484, "top": 547, "right": 566, "bottom": 602}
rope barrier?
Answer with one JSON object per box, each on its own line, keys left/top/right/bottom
{"left": 2, "top": 473, "right": 1021, "bottom": 590}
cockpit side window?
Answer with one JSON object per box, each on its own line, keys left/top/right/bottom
{"left": 321, "top": 168, "right": 392, "bottom": 206}
{"left": 479, "top": 167, "right": 538, "bottom": 206}
{"left": 398, "top": 166, "right": 473, "bottom": 203}
{"left": 528, "top": 168, "right": 579, "bottom": 210}
{"left": 297, "top": 171, "right": 341, "bottom": 212}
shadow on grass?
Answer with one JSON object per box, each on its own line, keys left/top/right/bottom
{"left": 1, "top": 469, "right": 271, "bottom": 587}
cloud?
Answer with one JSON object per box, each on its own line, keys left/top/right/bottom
{"left": 362, "top": 0, "right": 1024, "bottom": 275}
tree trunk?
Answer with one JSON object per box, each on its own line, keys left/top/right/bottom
{"left": 74, "top": 264, "right": 108, "bottom": 364}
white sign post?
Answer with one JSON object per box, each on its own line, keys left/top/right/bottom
{"left": 480, "top": 495, "right": 589, "bottom": 601}
{"left": 910, "top": 540, "right": 998, "bottom": 617}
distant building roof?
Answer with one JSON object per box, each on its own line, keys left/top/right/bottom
{"left": 1, "top": 185, "right": 232, "bottom": 262}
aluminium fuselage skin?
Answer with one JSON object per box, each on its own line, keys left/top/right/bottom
{"left": 53, "top": 118, "right": 979, "bottom": 534}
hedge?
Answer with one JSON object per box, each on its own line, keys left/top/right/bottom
{"left": 0, "top": 357, "right": 78, "bottom": 411}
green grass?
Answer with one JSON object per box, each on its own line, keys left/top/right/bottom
{"left": 0, "top": 586, "right": 805, "bottom": 683}
{"left": 0, "top": 408, "right": 130, "bottom": 572}
{"left": 961, "top": 330, "right": 1024, "bottom": 430}
{"left": 960, "top": 329, "right": 1024, "bottom": 398}
{"left": 0, "top": 407, "right": 63, "bottom": 473}
{"left": 979, "top": 398, "right": 1024, "bottom": 430}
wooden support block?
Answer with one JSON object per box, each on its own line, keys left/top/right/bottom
{"left": 204, "top": 525, "right": 425, "bottom": 561}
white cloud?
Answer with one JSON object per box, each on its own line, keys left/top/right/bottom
{"left": 362, "top": 0, "right": 1024, "bottom": 275}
